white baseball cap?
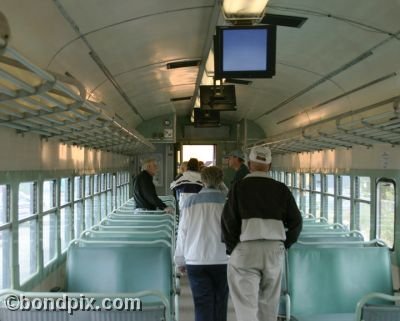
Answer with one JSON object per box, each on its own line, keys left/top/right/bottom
{"left": 249, "top": 146, "right": 272, "bottom": 164}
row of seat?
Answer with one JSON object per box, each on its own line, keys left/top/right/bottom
{"left": 0, "top": 196, "right": 179, "bottom": 321}
{"left": 282, "top": 215, "right": 400, "bottom": 321}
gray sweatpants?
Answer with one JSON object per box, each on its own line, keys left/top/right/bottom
{"left": 228, "top": 240, "right": 284, "bottom": 321}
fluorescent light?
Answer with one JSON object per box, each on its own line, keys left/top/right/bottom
{"left": 223, "top": 0, "right": 269, "bottom": 18}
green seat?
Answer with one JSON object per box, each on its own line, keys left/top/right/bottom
{"left": 67, "top": 242, "right": 172, "bottom": 305}
{"left": 288, "top": 246, "right": 392, "bottom": 320}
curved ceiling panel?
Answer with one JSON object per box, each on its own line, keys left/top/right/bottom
{"left": 1, "top": 0, "right": 400, "bottom": 154}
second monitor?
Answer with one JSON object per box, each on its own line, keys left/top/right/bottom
{"left": 199, "top": 84, "right": 236, "bottom": 111}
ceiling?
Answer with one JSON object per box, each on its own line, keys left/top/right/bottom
{"left": 0, "top": 0, "right": 400, "bottom": 154}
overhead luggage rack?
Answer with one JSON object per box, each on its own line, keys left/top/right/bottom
{"left": 254, "top": 95, "right": 400, "bottom": 155}
{"left": 0, "top": 43, "right": 154, "bottom": 155}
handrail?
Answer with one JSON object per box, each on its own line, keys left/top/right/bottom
{"left": 295, "top": 238, "right": 387, "bottom": 247}
{"left": 300, "top": 230, "right": 364, "bottom": 237}
{"left": 72, "top": 238, "right": 171, "bottom": 248}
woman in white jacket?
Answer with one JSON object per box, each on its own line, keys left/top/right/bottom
{"left": 174, "top": 166, "right": 229, "bottom": 321}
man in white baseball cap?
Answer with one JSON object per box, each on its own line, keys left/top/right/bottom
{"left": 222, "top": 145, "right": 302, "bottom": 321}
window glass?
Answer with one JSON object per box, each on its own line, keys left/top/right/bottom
{"left": 107, "top": 191, "right": 112, "bottom": 214}
{"left": 60, "top": 178, "right": 70, "bottom": 206}
{"left": 101, "top": 174, "right": 106, "bottom": 192}
{"left": 74, "top": 202, "right": 83, "bottom": 238}
{"left": 295, "top": 173, "right": 300, "bottom": 188}
{"left": 358, "top": 202, "right": 371, "bottom": 241}
{"left": 94, "top": 175, "right": 99, "bottom": 193}
{"left": 314, "top": 174, "right": 321, "bottom": 192}
{"left": 60, "top": 207, "right": 72, "bottom": 252}
{"left": 42, "top": 213, "right": 57, "bottom": 265}
{"left": 326, "top": 175, "right": 335, "bottom": 194}
{"left": 0, "top": 185, "right": 9, "bottom": 225}
{"left": 341, "top": 199, "right": 351, "bottom": 228}
{"left": 377, "top": 181, "right": 395, "bottom": 248}
{"left": 74, "top": 176, "right": 81, "bottom": 200}
{"left": 314, "top": 193, "right": 321, "bottom": 218}
{"left": 85, "top": 199, "right": 93, "bottom": 229}
{"left": 43, "top": 180, "right": 56, "bottom": 212}
{"left": 19, "top": 220, "right": 38, "bottom": 283}
{"left": 358, "top": 177, "right": 371, "bottom": 201}
{"left": 302, "top": 191, "right": 310, "bottom": 214}
{"left": 0, "top": 230, "right": 11, "bottom": 289}
{"left": 340, "top": 176, "right": 351, "bottom": 197}
{"left": 286, "top": 173, "right": 292, "bottom": 187}
{"left": 18, "top": 182, "right": 37, "bottom": 219}
{"left": 326, "top": 195, "right": 335, "bottom": 224}
{"left": 304, "top": 173, "right": 310, "bottom": 190}
{"left": 93, "top": 195, "right": 101, "bottom": 225}
{"left": 101, "top": 193, "right": 107, "bottom": 219}
{"left": 85, "top": 175, "right": 91, "bottom": 197}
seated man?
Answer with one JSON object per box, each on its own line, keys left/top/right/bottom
{"left": 133, "top": 158, "right": 174, "bottom": 213}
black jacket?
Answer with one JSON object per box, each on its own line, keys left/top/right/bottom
{"left": 221, "top": 173, "right": 302, "bottom": 254}
{"left": 133, "top": 170, "right": 166, "bottom": 210}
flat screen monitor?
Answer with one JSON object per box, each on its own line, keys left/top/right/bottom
{"left": 199, "top": 85, "right": 236, "bottom": 111}
{"left": 214, "top": 25, "right": 276, "bottom": 79}
{"left": 193, "top": 109, "right": 220, "bottom": 127}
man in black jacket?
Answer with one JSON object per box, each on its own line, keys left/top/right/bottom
{"left": 133, "top": 158, "right": 174, "bottom": 213}
{"left": 221, "top": 146, "right": 302, "bottom": 321}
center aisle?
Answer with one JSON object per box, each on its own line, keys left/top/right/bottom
{"left": 179, "top": 273, "right": 238, "bottom": 321}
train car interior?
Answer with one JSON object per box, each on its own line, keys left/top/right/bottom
{"left": 0, "top": 0, "right": 400, "bottom": 320}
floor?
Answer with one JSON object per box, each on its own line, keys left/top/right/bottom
{"left": 178, "top": 273, "right": 238, "bottom": 321}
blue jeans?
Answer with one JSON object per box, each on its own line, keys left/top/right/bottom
{"left": 186, "top": 264, "right": 229, "bottom": 321}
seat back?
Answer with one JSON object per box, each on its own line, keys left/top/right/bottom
{"left": 67, "top": 243, "right": 172, "bottom": 303}
{"left": 288, "top": 246, "right": 392, "bottom": 317}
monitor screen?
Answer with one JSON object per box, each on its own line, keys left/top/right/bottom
{"left": 199, "top": 85, "right": 236, "bottom": 111}
{"left": 214, "top": 25, "right": 276, "bottom": 79}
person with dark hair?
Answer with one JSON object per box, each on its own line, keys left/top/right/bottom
{"left": 133, "top": 158, "right": 174, "bottom": 213}
{"left": 221, "top": 146, "right": 302, "bottom": 321}
{"left": 175, "top": 166, "right": 229, "bottom": 321}
{"left": 224, "top": 149, "right": 249, "bottom": 187}
{"left": 170, "top": 158, "right": 203, "bottom": 210}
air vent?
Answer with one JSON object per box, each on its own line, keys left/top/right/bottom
{"left": 170, "top": 96, "right": 192, "bottom": 102}
{"left": 261, "top": 13, "right": 307, "bottom": 28}
{"left": 225, "top": 78, "right": 253, "bottom": 85}
{"left": 166, "top": 59, "right": 201, "bottom": 69}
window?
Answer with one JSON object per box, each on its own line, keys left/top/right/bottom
{"left": 85, "top": 175, "right": 91, "bottom": 197}
{"left": 323, "top": 175, "right": 335, "bottom": 223}
{"left": 18, "top": 182, "right": 37, "bottom": 220}
{"left": 0, "top": 185, "right": 9, "bottom": 225}
{"left": 43, "top": 180, "right": 56, "bottom": 212}
{"left": 18, "top": 182, "right": 38, "bottom": 283}
{"left": 0, "top": 229, "right": 11, "bottom": 289}
{"left": 286, "top": 173, "right": 292, "bottom": 187}
{"left": 42, "top": 213, "right": 57, "bottom": 265}
{"left": 60, "top": 178, "right": 70, "bottom": 206}
{"left": 42, "top": 179, "right": 57, "bottom": 266}
{"left": 60, "top": 207, "right": 72, "bottom": 252}
{"left": 376, "top": 179, "right": 395, "bottom": 248}
{"left": 355, "top": 176, "right": 371, "bottom": 241}
{"left": 19, "top": 220, "right": 38, "bottom": 283}
{"left": 0, "top": 185, "right": 11, "bottom": 290}
{"left": 312, "top": 174, "right": 322, "bottom": 217}
{"left": 338, "top": 175, "right": 351, "bottom": 228}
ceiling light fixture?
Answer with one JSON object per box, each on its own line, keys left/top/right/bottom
{"left": 222, "top": 0, "right": 269, "bottom": 23}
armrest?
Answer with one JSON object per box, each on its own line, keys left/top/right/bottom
{"left": 355, "top": 292, "right": 400, "bottom": 321}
